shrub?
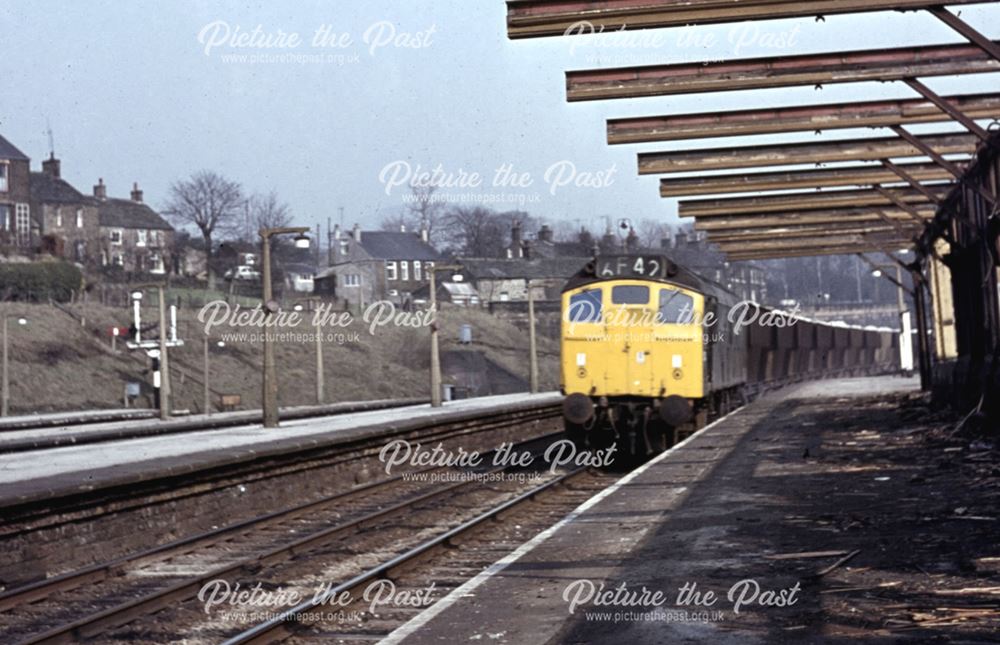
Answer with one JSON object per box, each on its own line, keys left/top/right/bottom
{"left": 0, "top": 262, "right": 83, "bottom": 302}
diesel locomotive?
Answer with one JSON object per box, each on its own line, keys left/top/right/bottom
{"left": 559, "top": 255, "right": 899, "bottom": 459}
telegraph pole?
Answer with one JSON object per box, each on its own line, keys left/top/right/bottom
{"left": 203, "top": 335, "right": 211, "bottom": 416}
{"left": 528, "top": 280, "right": 539, "bottom": 394}
{"left": 315, "top": 314, "right": 325, "bottom": 404}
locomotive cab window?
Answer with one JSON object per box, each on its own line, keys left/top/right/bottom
{"left": 611, "top": 285, "right": 649, "bottom": 305}
{"left": 659, "top": 288, "right": 694, "bottom": 324}
{"left": 568, "top": 289, "right": 602, "bottom": 323}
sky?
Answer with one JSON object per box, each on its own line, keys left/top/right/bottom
{"left": 1, "top": 1, "right": 998, "bottom": 240}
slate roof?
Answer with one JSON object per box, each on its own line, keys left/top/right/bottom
{"left": 358, "top": 231, "right": 442, "bottom": 261}
{"left": 30, "top": 172, "right": 86, "bottom": 204}
{"left": 91, "top": 197, "right": 173, "bottom": 230}
{"left": 459, "top": 257, "right": 586, "bottom": 280}
{"left": 0, "top": 134, "right": 29, "bottom": 161}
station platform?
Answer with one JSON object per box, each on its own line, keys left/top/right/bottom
{"left": 386, "top": 376, "right": 1000, "bottom": 644}
{"left": 0, "top": 392, "right": 560, "bottom": 509}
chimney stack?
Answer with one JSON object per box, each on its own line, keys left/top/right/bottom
{"left": 42, "top": 154, "right": 60, "bottom": 178}
{"left": 537, "top": 224, "right": 553, "bottom": 243}
{"left": 419, "top": 218, "right": 429, "bottom": 243}
{"left": 352, "top": 223, "right": 362, "bottom": 242}
{"left": 93, "top": 178, "right": 107, "bottom": 200}
{"left": 130, "top": 182, "right": 143, "bottom": 203}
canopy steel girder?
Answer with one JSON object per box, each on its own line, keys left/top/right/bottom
{"left": 566, "top": 41, "right": 1000, "bottom": 101}
{"left": 726, "top": 245, "right": 896, "bottom": 260}
{"left": 901, "top": 79, "right": 992, "bottom": 141}
{"left": 879, "top": 159, "right": 946, "bottom": 204}
{"left": 714, "top": 233, "right": 910, "bottom": 251}
{"left": 660, "top": 161, "right": 955, "bottom": 197}
{"left": 706, "top": 221, "right": 912, "bottom": 242}
{"left": 639, "top": 131, "right": 977, "bottom": 174}
{"left": 679, "top": 186, "right": 947, "bottom": 217}
{"left": 692, "top": 206, "right": 936, "bottom": 231}
{"left": 928, "top": 6, "right": 1000, "bottom": 61}
{"left": 506, "top": 0, "right": 988, "bottom": 39}
{"left": 609, "top": 93, "right": 1000, "bottom": 144}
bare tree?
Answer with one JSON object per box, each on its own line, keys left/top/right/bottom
{"left": 165, "top": 170, "right": 244, "bottom": 290}
{"left": 249, "top": 190, "right": 292, "bottom": 231}
{"left": 441, "top": 206, "right": 507, "bottom": 257}
{"left": 405, "top": 185, "right": 443, "bottom": 243}
{"left": 636, "top": 218, "right": 670, "bottom": 249}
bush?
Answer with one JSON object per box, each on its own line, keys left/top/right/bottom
{"left": 0, "top": 262, "right": 83, "bottom": 302}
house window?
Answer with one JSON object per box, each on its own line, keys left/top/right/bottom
{"left": 386, "top": 261, "right": 398, "bottom": 281}
{"left": 414, "top": 261, "right": 422, "bottom": 281}
{"left": 0, "top": 204, "right": 9, "bottom": 231}
{"left": 400, "top": 260, "right": 409, "bottom": 281}
{"left": 76, "top": 208, "right": 83, "bottom": 228}
{"left": 74, "top": 240, "right": 85, "bottom": 262}
{"left": 150, "top": 253, "right": 164, "bottom": 274}
{"left": 137, "top": 230, "right": 147, "bottom": 247}
{"left": 149, "top": 230, "right": 160, "bottom": 246}
{"left": 113, "top": 254, "right": 124, "bottom": 267}
{"left": 110, "top": 229, "right": 123, "bottom": 245}
{"left": 343, "top": 274, "right": 360, "bottom": 287}
{"left": 15, "top": 203, "right": 30, "bottom": 246}
{"left": 0, "top": 163, "right": 7, "bottom": 192}
{"left": 55, "top": 208, "right": 63, "bottom": 228}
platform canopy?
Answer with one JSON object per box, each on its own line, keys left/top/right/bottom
{"left": 507, "top": 0, "right": 1000, "bottom": 260}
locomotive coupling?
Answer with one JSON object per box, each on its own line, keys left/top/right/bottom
{"left": 562, "top": 393, "right": 595, "bottom": 425}
{"left": 659, "top": 395, "right": 693, "bottom": 426}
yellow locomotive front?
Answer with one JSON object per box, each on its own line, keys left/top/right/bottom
{"left": 560, "top": 255, "right": 707, "bottom": 458}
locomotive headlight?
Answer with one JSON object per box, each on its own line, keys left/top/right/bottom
{"left": 673, "top": 368, "right": 683, "bottom": 380}
{"left": 577, "top": 367, "right": 587, "bottom": 378}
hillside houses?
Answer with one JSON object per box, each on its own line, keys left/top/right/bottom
{"left": 1, "top": 133, "right": 174, "bottom": 274}
{"left": 315, "top": 224, "right": 444, "bottom": 306}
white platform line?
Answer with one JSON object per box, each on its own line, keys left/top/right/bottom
{"left": 378, "top": 407, "right": 744, "bottom": 645}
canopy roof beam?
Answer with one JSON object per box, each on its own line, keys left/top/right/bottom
{"left": 566, "top": 42, "right": 1000, "bottom": 101}
{"left": 608, "top": 93, "right": 1000, "bottom": 144}
{"left": 639, "top": 131, "right": 977, "bottom": 174}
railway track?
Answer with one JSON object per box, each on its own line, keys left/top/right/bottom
{"left": 0, "top": 431, "right": 597, "bottom": 644}
{"left": 227, "top": 467, "right": 608, "bottom": 645}
{"left": 0, "top": 397, "right": 429, "bottom": 453}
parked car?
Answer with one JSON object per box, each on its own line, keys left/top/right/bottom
{"left": 225, "top": 265, "right": 261, "bottom": 281}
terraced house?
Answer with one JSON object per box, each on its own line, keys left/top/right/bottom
{"left": 0, "top": 133, "right": 174, "bottom": 274}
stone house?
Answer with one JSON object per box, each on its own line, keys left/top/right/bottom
{"left": 0, "top": 135, "right": 32, "bottom": 249}
{"left": 30, "top": 156, "right": 100, "bottom": 263}
{"left": 315, "top": 224, "right": 443, "bottom": 305}
{"left": 91, "top": 179, "right": 174, "bottom": 274}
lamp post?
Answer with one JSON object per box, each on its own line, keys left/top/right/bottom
{"left": 259, "top": 226, "right": 311, "bottom": 428}
{"left": 1, "top": 316, "right": 28, "bottom": 417}
{"left": 427, "top": 263, "right": 463, "bottom": 407}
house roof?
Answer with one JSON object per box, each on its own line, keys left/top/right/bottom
{"left": 91, "top": 197, "right": 173, "bottom": 230}
{"left": 30, "top": 172, "right": 86, "bottom": 204}
{"left": 0, "top": 135, "right": 29, "bottom": 161}
{"left": 358, "top": 231, "right": 442, "bottom": 261}
{"left": 459, "top": 257, "right": 586, "bottom": 280}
